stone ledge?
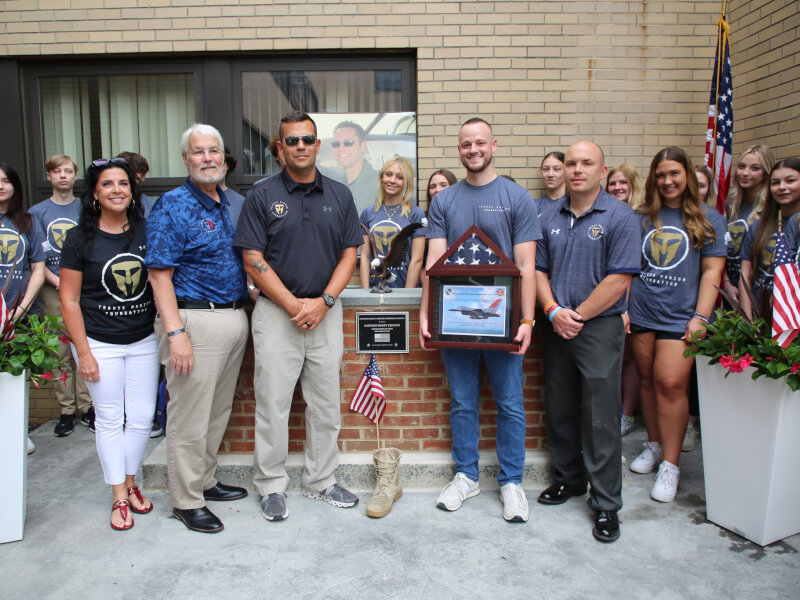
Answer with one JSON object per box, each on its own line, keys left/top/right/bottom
{"left": 142, "top": 439, "right": 552, "bottom": 493}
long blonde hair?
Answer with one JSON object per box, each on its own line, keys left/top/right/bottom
{"left": 727, "top": 144, "right": 773, "bottom": 224}
{"left": 375, "top": 156, "right": 415, "bottom": 217}
{"left": 638, "top": 147, "right": 716, "bottom": 250}
{"left": 606, "top": 163, "right": 644, "bottom": 209}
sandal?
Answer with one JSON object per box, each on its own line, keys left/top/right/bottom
{"left": 111, "top": 499, "right": 134, "bottom": 531}
{"left": 127, "top": 485, "right": 153, "bottom": 514}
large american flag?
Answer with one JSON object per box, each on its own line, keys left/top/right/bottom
{"left": 772, "top": 231, "right": 800, "bottom": 348}
{"left": 703, "top": 12, "right": 734, "bottom": 216}
{"left": 349, "top": 354, "right": 386, "bottom": 424}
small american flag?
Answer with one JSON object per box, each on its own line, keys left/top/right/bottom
{"left": 703, "top": 11, "right": 734, "bottom": 216}
{"left": 349, "top": 354, "right": 386, "bottom": 424}
{"left": 1, "top": 291, "right": 14, "bottom": 343}
{"left": 772, "top": 231, "right": 800, "bottom": 348}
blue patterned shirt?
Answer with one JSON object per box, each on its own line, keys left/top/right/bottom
{"left": 146, "top": 177, "right": 246, "bottom": 303}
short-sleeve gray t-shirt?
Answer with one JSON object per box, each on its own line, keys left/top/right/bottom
{"left": 28, "top": 198, "right": 81, "bottom": 276}
{"left": 0, "top": 214, "right": 46, "bottom": 312}
{"left": 629, "top": 205, "right": 727, "bottom": 333}
{"left": 425, "top": 177, "right": 541, "bottom": 259}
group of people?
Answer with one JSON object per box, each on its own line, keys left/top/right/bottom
{"left": 5, "top": 111, "right": 799, "bottom": 543}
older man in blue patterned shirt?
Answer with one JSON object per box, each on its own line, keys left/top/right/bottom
{"left": 146, "top": 123, "right": 249, "bottom": 534}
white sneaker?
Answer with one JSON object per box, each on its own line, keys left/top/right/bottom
{"left": 436, "top": 473, "right": 479, "bottom": 511}
{"left": 629, "top": 441, "right": 662, "bottom": 474}
{"left": 499, "top": 483, "right": 529, "bottom": 523}
{"left": 681, "top": 421, "right": 699, "bottom": 452}
{"left": 27, "top": 436, "right": 35, "bottom": 455}
{"left": 651, "top": 461, "right": 680, "bottom": 502}
{"left": 620, "top": 414, "right": 635, "bottom": 436}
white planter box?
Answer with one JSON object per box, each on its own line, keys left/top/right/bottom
{"left": 696, "top": 356, "right": 800, "bottom": 546}
{"left": 0, "top": 372, "right": 28, "bottom": 544}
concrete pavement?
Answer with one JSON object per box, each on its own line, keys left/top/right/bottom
{"left": 2, "top": 421, "right": 798, "bottom": 599}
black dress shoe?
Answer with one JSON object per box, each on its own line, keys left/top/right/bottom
{"left": 593, "top": 510, "right": 620, "bottom": 543}
{"left": 172, "top": 507, "right": 224, "bottom": 533}
{"left": 203, "top": 482, "right": 248, "bottom": 501}
{"left": 537, "top": 482, "right": 587, "bottom": 505}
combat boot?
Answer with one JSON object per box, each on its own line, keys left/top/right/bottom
{"left": 366, "top": 447, "right": 402, "bottom": 518}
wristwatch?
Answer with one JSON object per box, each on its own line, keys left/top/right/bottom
{"left": 321, "top": 293, "right": 335, "bottom": 308}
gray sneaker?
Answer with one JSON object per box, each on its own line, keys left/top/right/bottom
{"left": 303, "top": 483, "right": 359, "bottom": 508}
{"left": 261, "top": 492, "right": 289, "bottom": 521}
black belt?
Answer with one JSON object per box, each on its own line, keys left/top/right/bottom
{"left": 176, "top": 300, "right": 244, "bottom": 310}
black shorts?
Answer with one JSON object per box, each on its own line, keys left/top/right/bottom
{"left": 629, "top": 323, "right": 684, "bottom": 341}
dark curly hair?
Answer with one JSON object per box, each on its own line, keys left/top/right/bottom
{"left": 74, "top": 158, "right": 142, "bottom": 259}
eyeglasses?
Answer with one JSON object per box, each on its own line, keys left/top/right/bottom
{"left": 189, "top": 147, "right": 222, "bottom": 158}
{"left": 283, "top": 135, "right": 317, "bottom": 147}
{"left": 91, "top": 157, "right": 127, "bottom": 168}
{"left": 330, "top": 139, "right": 356, "bottom": 148}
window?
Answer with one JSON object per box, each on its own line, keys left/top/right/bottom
{"left": 39, "top": 74, "right": 195, "bottom": 177}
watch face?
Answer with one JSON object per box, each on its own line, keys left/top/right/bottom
{"left": 323, "top": 293, "right": 335, "bottom": 307}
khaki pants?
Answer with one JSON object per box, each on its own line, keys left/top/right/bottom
{"left": 252, "top": 297, "right": 344, "bottom": 496}
{"left": 39, "top": 283, "right": 92, "bottom": 416}
{"left": 156, "top": 308, "right": 248, "bottom": 510}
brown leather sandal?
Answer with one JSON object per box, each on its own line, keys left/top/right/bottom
{"left": 127, "top": 485, "right": 153, "bottom": 514}
{"left": 111, "top": 499, "right": 134, "bottom": 531}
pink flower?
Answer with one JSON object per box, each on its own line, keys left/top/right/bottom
{"left": 58, "top": 370, "right": 67, "bottom": 383}
{"left": 739, "top": 354, "right": 754, "bottom": 369}
{"left": 58, "top": 336, "right": 69, "bottom": 345}
{"left": 41, "top": 372, "right": 52, "bottom": 380}
{"left": 32, "top": 379, "right": 40, "bottom": 389}
{"left": 790, "top": 363, "right": 800, "bottom": 374}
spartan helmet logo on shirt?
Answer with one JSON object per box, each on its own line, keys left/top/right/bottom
{"left": 642, "top": 226, "right": 690, "bottom": 271}
{"left": 0, "top": 229, "right": 24, "bottom": 265}
{"left": 372, "top": 220, "right": 401, "bottom": 257}
{"left": 758, "top": 236, "right": 778, "bottom": 276}
{"left": 101, "top": 253, "right": 148, "bottom": 303}
{"left": 47, "top": 218, "right": 78, "bottom": 253}
{"left": 727, "top": 220, "right": 748, "bottom": 255}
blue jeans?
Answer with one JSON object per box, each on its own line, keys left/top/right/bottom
{"left": 440, "top": 348, "right": 526, "bottom": 485}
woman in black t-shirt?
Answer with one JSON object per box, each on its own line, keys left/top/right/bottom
{"left": 60, "top": 158, "right": 158, "bottom": 531}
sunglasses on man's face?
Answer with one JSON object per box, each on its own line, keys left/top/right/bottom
{"left": 331, "top": 139, "right": 356, "bottom": 148}
{"left": 283, "top": 135, "right": 317, "bottom": 147}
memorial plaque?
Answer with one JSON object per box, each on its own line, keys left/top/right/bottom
{"left": 356, "top": 312, "right": 409, "bottom": 354}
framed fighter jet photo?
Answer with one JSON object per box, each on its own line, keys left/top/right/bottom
{"left": 425, "top": 225, "right": 521, "bottom": 351}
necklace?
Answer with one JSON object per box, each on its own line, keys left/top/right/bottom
{"left": 99, "top": 220, "right": 129, "bottom": 232}
{"left": 383, "top": 204, "right": 401, "bottom": 220}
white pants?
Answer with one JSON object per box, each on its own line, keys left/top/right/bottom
{"left": 72, "top": 333, "right": 159, "bottom": 485}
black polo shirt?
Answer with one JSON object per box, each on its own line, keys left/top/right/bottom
{"left": 234, "top": 169, "right": 362, "bottom": 297}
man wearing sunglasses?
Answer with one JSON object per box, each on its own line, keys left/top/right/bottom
{"left": 235, "top": 110, "right": 363, "bottom": 523}
{"left": 330, "top": 120, "right": 379, "bottom": 216}
{"left": 146, "top": 123, "right": 250, "bottom": 534}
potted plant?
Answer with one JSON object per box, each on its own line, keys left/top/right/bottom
{"left": 1, "top": 289, "right": 66, "bottom": 544}
{"left": 685, "top": 302, "right": 800, "bottom": 546}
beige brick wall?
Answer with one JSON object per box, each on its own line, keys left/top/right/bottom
{"left": 3, "top": 0, "right": 792, "bottom": 202}
{"left": 728, "top": 0, "right": 800, "bottom": 161}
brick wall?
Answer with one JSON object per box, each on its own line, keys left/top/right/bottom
{"left": 220, "top": 303, "right": 547, "bottom": 454}
{"left": 728, "top": 0, "right": 800, "bottom": 160}
{"left": 3, "top": 1, "right": 792, "bottom": 198}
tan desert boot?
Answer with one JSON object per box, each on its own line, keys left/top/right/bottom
{"left": 366, "top": 447, "right": 402, "bottom": 518}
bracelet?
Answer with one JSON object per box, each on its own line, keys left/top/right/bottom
{"left": 692, "top": 313, "right": 710, "bottom": 324}
{"left": 520, "top": 318, "right": 534, "bottom": 327}
{"left": 543, "top": 301, "right": 558, "bottom": 314}
{"left": 167, "top": 328, "right": 186, "bottom": 337}
{"left": 548, "top": 306, "right": 562, "bottom": 322}
{"left": 546, "top": 303, "right": 560, "bottom": 317}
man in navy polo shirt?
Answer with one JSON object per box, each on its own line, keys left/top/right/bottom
{"left": 147, "top": 123, "right": 249, "bottom": 534}
{"left": 535, "top": 140, "right": 640, "bottom": 543}
{"left": 235, "top": 111, "right": 363, "bottom": 522}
